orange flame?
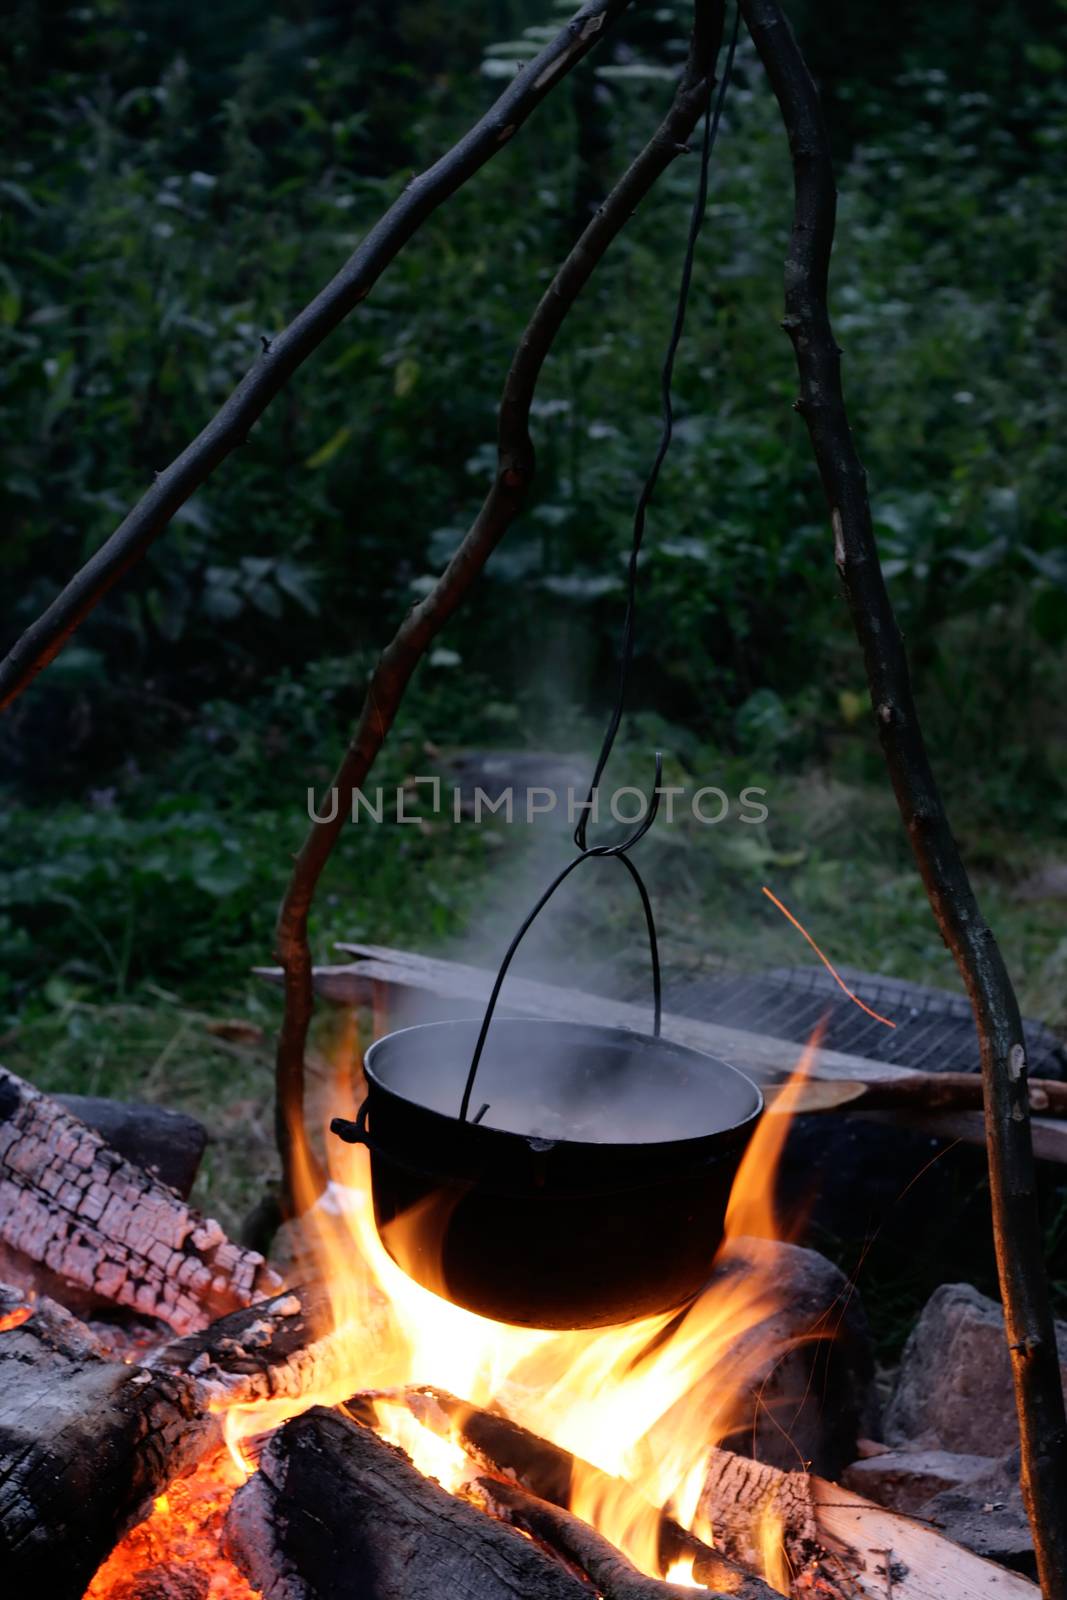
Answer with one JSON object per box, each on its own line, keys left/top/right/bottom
{"left": 0, "top": 1304, "right": 32, "bottom": 1333}
{"left": 92, "top": 1017, "right": 823, "bottom": 1597}
{"left": 758, "top": 1502, "right": 792, "bottom": 1595}
{"left": 214, "top": 1026, "right": 822, "bottom": 1589}
{"left": 664, "top": 1554, "right": 704, "bottom": 1587}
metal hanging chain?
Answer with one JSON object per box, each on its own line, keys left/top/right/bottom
{"left": 458, "top": 5, "right": 741, "bottom": 1125}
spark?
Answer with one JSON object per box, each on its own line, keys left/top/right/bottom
{"left": 761, "top": 886, "right": 896, "bottom": 1029}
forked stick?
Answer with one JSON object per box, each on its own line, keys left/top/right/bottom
{"left": 270, "top": 3, "right": 727, "bottom": 1218}
{"left": 0, "top": 1, "right": 632, "bottom": 708}
{"left": 740, "top": 1, "right": 1067, "bottom": 1590}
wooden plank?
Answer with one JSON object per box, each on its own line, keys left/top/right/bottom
{"left": 810, "top": 1475, "right": 1039, "bottom": 1599}
{"left": 269, "top": 944, "right": 916, "bottom": 1084}
{"left": 253, "top": 945, "right": 1067, "bottom": 1164}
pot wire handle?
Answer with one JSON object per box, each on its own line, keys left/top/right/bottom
{"left": 330, "top": 1096, "right": 373, "bottom": 1148}
{"left": 458, "top": 753, "right": 663, "bottom": 1125}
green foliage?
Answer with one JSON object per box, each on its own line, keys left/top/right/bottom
{"left": 3, "top": 1, "right": 1066, "bottom": 789}
{"left": 1, "top": 0, "right": 1066, "bottom": 1047}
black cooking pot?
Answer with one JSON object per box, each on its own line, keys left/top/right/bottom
{"left": 332, "top": 1017, "right": 763, "bottom": 1329}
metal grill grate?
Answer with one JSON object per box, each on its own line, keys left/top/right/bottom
{"left": 662, "top": 966, "right": 1066, "bottom": 1080}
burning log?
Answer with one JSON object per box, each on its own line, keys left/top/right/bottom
{"left": 385, "top": 1386, "right": 1040, "bottom": 1600}
{"left": 224, "top": 1405, "right": 594, "bottom": 1600}
{"left": 476, "top": 1475, "right": 772, "bottom": 1599}
{"left": 0, "top": 1281, "right": 343, "bottom": 1599}
{"left": 0, "top": 1065, "right": 279, "bottom": 1332}
{"left": 380, "top": 1386, "right": 786, "bottom": 1598}
{"left": 0, "top": 1285, "right": 215, "bottom": 1599}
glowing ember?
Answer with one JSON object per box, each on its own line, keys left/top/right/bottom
{"left": 0, "top": 1304, "right": 33, "bottom": 1333}
{"left": 85, "top": 1450, "right": 256, "bottom": 1600}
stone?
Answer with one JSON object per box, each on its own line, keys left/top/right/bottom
{"left": 884, "top": 1282, "right": 1067, "bottom": 1455}
{"left": 713, "top": 1236, "right": 879, "bottom": 1479}
{"left": 55, "top": 1094, "right": 208, "bottom": 1198}
{"left": 841, "top": 1448, "right": 997, "bottom": 1514}
{"left": 924, "top": 1451, "right": 1034, "bottom": 1577}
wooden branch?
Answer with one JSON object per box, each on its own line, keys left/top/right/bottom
{"left": 224, "top": 1405, "right": 594, "bottom": 1600}
{"left": 379, "top": 1385, "right": 780, "bottom": 1599}
{"left": 271, "top": 3, "right": 725, "bottom": 1220}
{"left": 0, "top": 1065, "right": 279, "bottom": 1332}
{"left": 0, "top": 0, "right": 632, "bottom": 711}
{"left": 739, "top": 2, "right": 1067, "bottom": 1591}
{"left": 476, "top": 1476, "right": 724, "bottom": 1600}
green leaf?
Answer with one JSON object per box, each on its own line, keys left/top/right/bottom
{"left": 393, "top": 357, "right": 419, "bottom": 398}
{"left": 0, "top": 264, "right": 21, "bottom": 327}
{"left": 275, "top": 560, "right": 320, "bottom": 615}
{"left": 304, "top": 424, "right": 352, "bottom": 470}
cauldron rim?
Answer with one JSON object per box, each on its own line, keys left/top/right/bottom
{"left": 363, "top": 1016, "right": 764, "bottom": 1157}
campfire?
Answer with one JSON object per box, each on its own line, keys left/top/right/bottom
{"left": 1, "top": 0, "right": 1063, "bottom": 1594}
{"left": 0, "top": 1036, "right": 1041, "bottom": 1600}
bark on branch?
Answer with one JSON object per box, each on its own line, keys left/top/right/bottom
{"left": 739, "top": 1, "right": 1067, "bottom": 1592}
{"left": 270, "top": 4, "right": 725, "bottom": 1218}
{"left": 0, "top": 0, "right": 632, "bottom": 710}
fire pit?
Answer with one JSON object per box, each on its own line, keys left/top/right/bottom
{"left": 331, "top": 1017, "right": 764, "bottom": 1327}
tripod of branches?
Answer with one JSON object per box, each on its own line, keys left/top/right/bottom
{"left": 1, "top": 1, "right": 1064, "bottom": 1589}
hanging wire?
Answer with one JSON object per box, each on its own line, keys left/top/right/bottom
{"left": 574, "top": 0, "right": 742, "bottom": 850}
{"left": 458, "top": 4, "right": 742, "bottom": 1124}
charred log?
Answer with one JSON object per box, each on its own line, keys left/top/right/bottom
{"left": 477, "top": 1475, "right": 772, "bottom": 1600}
{"left": 54, "top": 1094, "right": 208, "bottom": 1197}
{"left": 0, "top": 1286, "right": 214, "bottom": 1600}
{"left": 0, "top": 1282, "right": 346, "bottom": 1599}
{"left": 224, "top": 1405, "right": 594, "bottom": 1600}
{"left": 0, "top": 1066, "right": 279, "bottom": 1332}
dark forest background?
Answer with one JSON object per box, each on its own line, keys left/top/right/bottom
{"left": 1, "top": 1, "right": 1066, "bottom": 1312}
